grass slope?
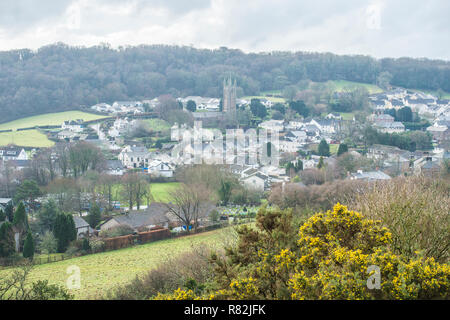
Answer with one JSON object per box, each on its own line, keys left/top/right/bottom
{"left": 0, "top": 129, "right": 54, "bottom": 148}
{"left": 0, "top": 111, "right": 108, "bottom": 131}
{"left": 0, "top": 228, "right": 235, "bottom": 299}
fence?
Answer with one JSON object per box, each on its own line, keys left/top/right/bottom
{"left": 0, "top": 254, "right": 72, "bottom": 269}
{"left": 0, "top": 220, "right": 252, "bottom": 268}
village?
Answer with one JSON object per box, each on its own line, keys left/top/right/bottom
{"left": 0, "top": 76, "right": 449, "bottom": 271}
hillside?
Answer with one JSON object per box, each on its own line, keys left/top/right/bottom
{"left": 0, "top": 43, "right": 449, "bottom": 123}
{"left": 0, "top": 227, "right": 234, "bottom": 299}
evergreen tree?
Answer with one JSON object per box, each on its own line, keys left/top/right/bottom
{"left": 67, "top": 214, "right": 77, "bottom": 242}
{"left": 318, "top": 139, "right": 330, "bottom": 157}
{"left": 82, "top": 238, "right": 91, "bottom": 252}
{"left": 337, "top": 143, "right": 348, "bottom": 156}
{"left": 54, "top": 213, "right": 76, "bottom": 253}
{"left": 5, "top": 203, "right": 14, "bottom": 222}
{"left": 23, "top": 232, "right": 35, "bottom": 259}
{"left": 87, "top": 204, "right": 101, "bottom": 229}
{"left": 294, "top": 159, "right": 303, "bottom": 172}
{"left": 37, "top": 199, "right": 60, "bottom": 232}
{"left": 13, "top": 202, "right": 28, "bottom": 231}
{"left": 0, "top": 222, "right": 15, "bottom": 257}
{"left": 186, "top": 100, "right": 196, "bottom": 112}
{"left": 0, "top": 209, "right": 5, "bottom": 222}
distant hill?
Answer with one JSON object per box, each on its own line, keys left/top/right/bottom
{"left": 0, "top": 43, "right": 449, "bottom": 123}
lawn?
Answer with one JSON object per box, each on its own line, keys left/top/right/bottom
{"left": 0, "top": 228, "right": 236, "bottom": 299}
{"left": 110, "top": 182, "right": 181, "bottom": 207}
{"left": 329, "top": 144, "right": 339, "bottom": 155}
{"left": 0, "top": 110, "right": 109, "bottom": 131}
{"left": 0, "top": 129, "right": 54, "bottom": 147}
{"left": 150, "top": 182, "right": 180, "bottom": 202}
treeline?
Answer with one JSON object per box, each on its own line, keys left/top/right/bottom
{"left": 0, "top": 43, "right": 449, "bottom": 122}
{"left": 363, "top": 126, "right": 433, "bottom": 151}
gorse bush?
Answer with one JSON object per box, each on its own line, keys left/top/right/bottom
{"left": 156, "top": 204, "right": 449, "bottom": 300}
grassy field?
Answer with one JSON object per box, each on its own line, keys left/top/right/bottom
{"left": 143, "top": 118, "right": 171, "bottom": 132}
{"left": 0, "top": 129, "right": 54, "bottom": 147}
{"left": 149, "top": 182, "right": 180, "bottom": 202}
{"left": 111, "top": 182, "right": 181, "bottom": 206}
{"left": 321, "top": 80, "right": 383, "bottom": 94}
{"left": 0, "top": 110, "right": 109, "bottom": 131}
{"left": 0, "top": 228, "right": 236, "bottom": 299}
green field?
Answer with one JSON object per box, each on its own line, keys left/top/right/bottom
{"left": 321, "top": 80, "right": 383, "bottom": 94}
{"left": 110, "top": 182, "right": 181, "bottom": 206}
{"left": 329, "top": 144, "right": 339, "bottom": 155}
{"left": 0, "top": 228, "right": 235, "bottom": 299}
{"left": 0, "top": 111, "right": 109, "bottom": 131}
{"left": 150, "top": 182, "right": 180, "bottom": 202}
{"left": 143, "top": 118, "right": 171, "bottom": 132}
{"left": 0, "top": 129, "right": 54, "bottom": 147}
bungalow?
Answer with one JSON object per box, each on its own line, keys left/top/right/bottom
{"left": 100, "top": 202, "right": 216, "bottom": 231}
{"left": 349, "top": 170, "right": 391, "bottom": 181}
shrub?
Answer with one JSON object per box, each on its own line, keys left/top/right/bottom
{"left": 23, "top": 232, "right": 35, "bottom": 259}
{"left": 99, "top": 225, "right": 135, "bottom": 238}
{"left": 350, "top": 176, "right": 450, "bottom": 263}
{"left": 89, "top": 238, "right": 106, "bottom": 253}
{"left": 159, "top": 204, "right": 450, "bottom": 300}
{"left": 106, "top": 246, "right": 215, "bottom": 300}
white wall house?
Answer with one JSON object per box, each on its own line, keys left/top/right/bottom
{"left": 62, "top": 119, "right": 84, "bottom": 133}
{"left": 0, "top": 147, "right": 28, "bottom": 161}
{"left": 147, "top": 160, "right": 174, "bottom": 178}
{"left": 119, "top": 145, "right": 151, "bottom": 168}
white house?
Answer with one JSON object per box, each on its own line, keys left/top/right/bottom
{"left": 0, "top": 147, "right": 28, "bottom": 161}
{"left": 106, "top": 160, "right": 125, "bottom": 176}
{"left": 242, "top": 172, "right": 269, "bottom": 192}
{"left": 119, "top": 145, "right": 151, "bottom": 168}
{"left": 259, "top": 120, "right": 284, "bottom": 132}
{"left": 147, "top": 160, "right": 174, "bottom": 178}
{"left": 62, "top": 119, "right": 84, "bottom": 133}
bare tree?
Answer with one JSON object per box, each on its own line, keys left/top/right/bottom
{"left": 164, "top": 183, "right": 211, "bottom": 232}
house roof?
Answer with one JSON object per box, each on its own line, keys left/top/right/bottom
{"left": 73, "top": 215, "right": 90, "bottom": 229}
{"left": 106, "top": 160, "right": 124, "bottom": 170}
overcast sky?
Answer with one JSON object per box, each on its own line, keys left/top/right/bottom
{"left": 0, "top": 0, "right": 449, "bottom": 60}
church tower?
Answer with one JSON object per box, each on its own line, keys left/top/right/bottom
{"left": 223, "top": 76, "right": 236, "bottom": 115}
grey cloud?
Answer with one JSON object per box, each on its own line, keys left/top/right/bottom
{"left": 0, "top": 0, "right": 448, "bottom": 60}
